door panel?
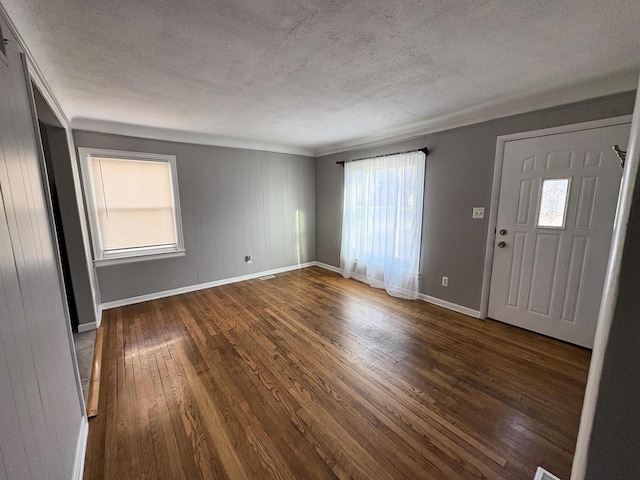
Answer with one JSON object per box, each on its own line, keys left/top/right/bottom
{"left": 528, "top": 233, "right": 561, "bottom": 315}
{"left": 561, "top": 236, "right": 588, "bottom": 322}
{"left": 507, "top": 231, "right": 526, "bottom": 307}
{"left": 489, "top": 123, "right": 629, "bottom": 347}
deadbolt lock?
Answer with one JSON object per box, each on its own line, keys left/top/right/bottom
{"left": 499, "top": 229, "right": 507, "bottom": 235}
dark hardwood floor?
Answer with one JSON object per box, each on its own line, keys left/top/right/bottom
{"left": 84, "top": 266, "right": 591, "bottom": 480}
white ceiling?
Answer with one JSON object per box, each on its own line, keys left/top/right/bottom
{"left": 2, "top": 0, "right": 640, "bottom": 156}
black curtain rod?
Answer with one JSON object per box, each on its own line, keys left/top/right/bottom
{"left": 336, "top": 147, "right": 428, "bottom": 166}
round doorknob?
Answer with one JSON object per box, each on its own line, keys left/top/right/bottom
{"left": 497, "top": 241, "right": 506, "bottom": 248}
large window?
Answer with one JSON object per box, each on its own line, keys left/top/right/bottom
{"left": 78, "top": 148, "right": 185, "bottom": 265}
{"left": 340, "top": 150, "right": 426, "bottom": 299}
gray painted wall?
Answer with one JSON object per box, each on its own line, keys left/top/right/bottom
{"left": 315, "top": 92, "right": 636, "bottom": 311}
{"left": 41, "top": 124, "right": 96, "bottom": 327}
{"left": 584, "top": 161, "right": 640, "bottom": 478}
{"left": 0, "top": 14, "right": 84, "bottom": 479}
{"left": 73, "top": 131, "right": 316, "bottom": 303}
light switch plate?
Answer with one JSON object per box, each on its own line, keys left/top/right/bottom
{"left": 472, "top": 207, "right": 485, "bottom": 219}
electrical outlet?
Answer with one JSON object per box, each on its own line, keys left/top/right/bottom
{"left": 472, "top": 207, "right": 485, "bottom": 219}
{"left": 442, "top": 276, "right": 448, "bottom": 287}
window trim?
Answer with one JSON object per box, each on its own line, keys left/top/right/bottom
{"left": 78, "top": 147, "right": 185, "bottom": 266}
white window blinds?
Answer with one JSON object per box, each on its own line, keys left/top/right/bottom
{"left": 79, "top": 148, "right": 185, "bottom": 265}
{"left": 89, "top": 157, "right": 177, "bottom": 252}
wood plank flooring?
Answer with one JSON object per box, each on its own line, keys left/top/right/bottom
{"left": 83, "top": 267, "right": 591, "bottom": 480}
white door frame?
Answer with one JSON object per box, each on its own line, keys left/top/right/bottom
{"left": 479, "top": 115, "right": 633, "bottom": 319}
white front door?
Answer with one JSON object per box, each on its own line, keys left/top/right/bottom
{"left": 488, "top": 122, "right": 629, "bottom": 348}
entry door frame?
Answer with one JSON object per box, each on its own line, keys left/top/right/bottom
{"left": 479, "top": 115, "right": 632, "bottom": 320}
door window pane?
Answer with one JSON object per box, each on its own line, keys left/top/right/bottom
{"left": 537, "top": 178, "right": 570, "bottom": 228}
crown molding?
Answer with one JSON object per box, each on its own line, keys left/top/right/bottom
{"left": 313, "top": 72, "right": 639, "bottom": 158}
{"left": 71, "top": 118, "right": 314, "bottom": 157}
{"left": 2, "top": 1, "right": 636, "bottom": 161}
{"left": 0, "top": 3, "right": 69, "bottom": 128}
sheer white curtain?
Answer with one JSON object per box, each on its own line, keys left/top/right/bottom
{"left": 340, "top": 151, "right": 426, "bottom": 299}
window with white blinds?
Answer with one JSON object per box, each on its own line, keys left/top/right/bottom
{"left": 79, "top": 148, "right": 185, "bottom": 265}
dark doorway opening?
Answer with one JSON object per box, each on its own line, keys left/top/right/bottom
{"left": 32, "top": 84, "right": 83, "bottom": 332}
{"left": 38, "top": 120, "right": 80, "bottom": 331}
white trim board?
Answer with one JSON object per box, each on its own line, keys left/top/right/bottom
{"left": 94, "top": 260, "right": 482, "bottom": 326}
{"left": 73, "top": 416, "right": 89, "bottom": 480}
{"left": 96, "top": 304, "right": 104, "bottom": 329}
{"left": 313, "top": 86, "right": 638, "bottom": 157}
{"left": 418, "top": 294, "right": 482, "bottom": 318}
{"left": 72, "top": 119, "right": 314, "bottom": 157}
{"left": 78, "top": 322, "right": 98, "bottom": 333}
{"left": 313, "top": 262, "right": 481, "bottom": 318}
{"left": 314, "top": 261, "right": 341, "bottom": 274}
{"left": 479, "top": 115, "right": 633, "bottom": 320}
{"left": 100, "top": 262, "right": 316, "bottom": 311}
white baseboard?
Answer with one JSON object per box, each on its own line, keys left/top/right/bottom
{"left": 77, "top": 322, "right": 97, "bottom": 333}
{"left": 73, "top": 416, "right": 88, "bottom": 480}
{"left": 96, "top": 260, "right": 481, "bottom": 321}
{"left": 418, "top": 293, "right": 482, "bottom": 318}
{"left": 96, "top": 304, "right": 103, "bottom": 328}
{"left": 313, "top": 261, "right": 341, "bottom": 274}
{"left": 313, "top": 263, "right": 480, "bottom": 318}
{"left": 99, "top": 262, "right": 316, "bottom": 311}
{"left": 94, "top": 302, "right": 103, "bottom": 329}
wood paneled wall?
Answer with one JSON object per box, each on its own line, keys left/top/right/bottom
{"left": 73, "top": 131, "right": 316, "bottom": 304}
{"left": 0, "top": 14, "right": 84, "bottom": 480}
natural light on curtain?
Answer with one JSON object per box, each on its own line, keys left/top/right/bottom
{"left": 340, "top": 150, "right": 426, "bottom": 299}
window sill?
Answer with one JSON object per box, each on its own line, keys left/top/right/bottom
{"left": 94, "top": 249, "right": 186, "bottom": 267}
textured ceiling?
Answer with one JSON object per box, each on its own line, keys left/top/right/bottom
{"left": 2, "top": 0, "right": 640, "bottom": 155}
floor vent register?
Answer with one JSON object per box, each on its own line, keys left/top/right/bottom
{"left": 534, "top": 467, "right": 562, "bottom": 480}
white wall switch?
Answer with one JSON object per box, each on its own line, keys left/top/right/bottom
{"left": 442, "top": 276, "right": 448, "bottom": 287}
{"left": 472, "top": 207, "right": 485, "bottom": 219}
